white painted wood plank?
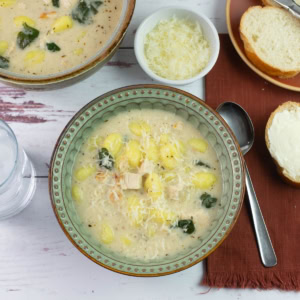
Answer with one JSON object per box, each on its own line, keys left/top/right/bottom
{"left": 1, "top": 49, "right": 204, "bottom": 176}
{"left": 0, "top": 179, "right": 295, "bottom": 300}
{"left": 120, "top": 0, "right": 228, "bottom": 48}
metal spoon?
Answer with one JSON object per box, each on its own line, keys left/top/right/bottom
{"left": 217, "top": 102, "right": 277, "bottom": 268}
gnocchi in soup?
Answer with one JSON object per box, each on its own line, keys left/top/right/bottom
{"left": 72, "top": 109, "right": 222, "bottom": 260}
{"left": 0, "top": 0, "right": 123, "bottom": 75}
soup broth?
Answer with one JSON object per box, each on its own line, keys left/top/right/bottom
{"left": 72, "top": 109, "right": 222, "bottom": 260}
{"left": 0, "top": 0, "right": 123, "bottom": 75}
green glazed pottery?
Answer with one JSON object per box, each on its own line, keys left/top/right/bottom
{"left": 49, "top": 85, "right": 245, "bottom": 276}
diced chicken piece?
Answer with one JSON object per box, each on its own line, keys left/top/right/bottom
{"left": 166, "top": 185, "right": 181, "bottom": 200}
{"left": 120, "top": 172, "right": 142, "bottom": 190}
{"left": 166, "top": 181, "right": 184, "bottom": 200}
{"left": 139, "top": 159, "right": 154, "bottom": 175}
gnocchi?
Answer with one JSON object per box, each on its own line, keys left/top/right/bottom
{"left": 74, "top": 165, "right": 96, "bottom": 181}
{"left": 160, "top": 142, "right": 180, "bottom": 169}
{"left": 144, "top": 137, "right": 159, "bottom": 162}
{"left": 126, "top": 140, "right": 142, "bottom": 168}
{"left": 100, "top": 223, "right": 115, "bottom": 244}
{"left": 52, "top": 16, "right": 73, "bottom": 33}
{"left": 0, "top": 0, "right": 16, "bottom": 8}
{"left": 144, "top": 173, "right": 163, "bottom": 199}
{"left": 129, "top": 121, "right": 151, "bottom": 136}
{"left": 87, "top": 135, "right": 102, "bottom": 151}
{"left": 103, "top": 133, "right": 123, "bottom": 157}
{"left": 25, "top": 50, "right": 45, "bottom": 65}
{"left": 14, "top": 16, "right": 35, "bottom": 27}
{"left": 71, "top": 185, "right": 82, "bottom": 203}
{"left": 188, "top": 138, "right": 208, "bottom": 153}
{"left": 192, "top": 172, "right": 217, "bottom": 189}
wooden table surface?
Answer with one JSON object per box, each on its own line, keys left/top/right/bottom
{"left": 0, "top": 1, "right": 297, "bottom": 299}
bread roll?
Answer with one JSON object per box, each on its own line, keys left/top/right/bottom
{"left": 265, "top": 101, "right": 300, "bottom": 187}
{"left": 240, "top": 6, "right": 300, "bottom": 78}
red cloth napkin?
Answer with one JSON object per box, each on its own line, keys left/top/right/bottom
{"left": 202, "top": 34, "right": 300, "bottom": 290}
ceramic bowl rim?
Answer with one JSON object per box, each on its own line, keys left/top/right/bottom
{"left": 49, "top": 84, "right": 245, "bottom": 277}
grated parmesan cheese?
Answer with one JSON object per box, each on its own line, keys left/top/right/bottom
{"left": 144, "top": 16, "right": 210, "bottom": 80}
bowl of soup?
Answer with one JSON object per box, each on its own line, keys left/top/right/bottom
{"left": 49, "top": 85, "right": 245, "bottom": 276}
{"left": 0, "top": 0, "right": 135, "bottom": 87}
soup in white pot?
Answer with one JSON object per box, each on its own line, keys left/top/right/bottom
{"left": 0, "top": 0, "right": 123, "bottom": 75}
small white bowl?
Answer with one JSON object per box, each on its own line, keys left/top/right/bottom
{"left": 134, "top": 7, "right": 220, "bottom": 86}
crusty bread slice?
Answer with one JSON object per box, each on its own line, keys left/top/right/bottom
{"left": 240, "top": 6, "right": 300, "bottom": 78}
{"left": 262, "top": 0, "right": 300, "bottom": 7}
{"left": 265, "top": 101, "right": 300, "bottom": 188}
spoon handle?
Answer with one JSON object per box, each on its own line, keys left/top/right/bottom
{"left": 244, "top": 164, "right": 277, "bottom": 267}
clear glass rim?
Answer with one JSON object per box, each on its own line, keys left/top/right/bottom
{"left": 0, "top": 119, "right": 19, "bottom": 188}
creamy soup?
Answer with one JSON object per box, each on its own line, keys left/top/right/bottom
{"left": 0, "top": 0, "right": 123, "bottom": 75}
{"left": 72, "top": 109, "right": 222, "bottom": 260}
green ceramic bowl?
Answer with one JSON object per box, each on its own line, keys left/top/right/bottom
{"left": 49, "top": 85, "right": 245, "bottom": 276}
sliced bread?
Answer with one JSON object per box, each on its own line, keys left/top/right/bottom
{"left": 240, "top": 6, "right": 300, "bottom": 78}
{"left": 262, "top": 0, "right": 300, "bottom": 7}
{"left": 265, "top": 101, "right": 300, "bottom": 187}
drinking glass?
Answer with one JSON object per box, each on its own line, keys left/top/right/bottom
{"left": 0, "top": 119, "right": 36, "bottom": 220}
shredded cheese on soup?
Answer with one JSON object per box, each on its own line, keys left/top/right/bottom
{"left": 72, "top": 109, "right": 222, "bottom": 260}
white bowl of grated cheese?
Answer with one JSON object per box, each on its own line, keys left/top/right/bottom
{"left": 134, "top": 7, "right": 220, "bottom": 85}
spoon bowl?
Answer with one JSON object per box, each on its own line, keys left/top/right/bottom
{"left": 217, "top": 102, "right": 254, "bottom": 155}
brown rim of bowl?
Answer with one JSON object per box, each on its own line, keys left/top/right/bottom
{"left": 226, "top": 0, "right": 300, "bottom": 92}
{"left": 0, "top": 0, "right": 136, "bottom": 86}
{"left": 49, "top": 84, "right": 245, "bottom": 277}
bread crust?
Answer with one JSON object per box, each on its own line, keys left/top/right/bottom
{"left": 261, "top": 0, "right": 280, "bottom": 7}
{"left": 239, "top": 6, "right": 300, "bottom": 79}
{"left": 265, "top": 101, "right": 300, "bottom": 188}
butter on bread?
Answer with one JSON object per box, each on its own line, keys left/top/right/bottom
{"left": 265, "top": 101, "right": 300, "bottom": 187}
{"left": 239, "top": 6, "right": 300, "bottom": 78}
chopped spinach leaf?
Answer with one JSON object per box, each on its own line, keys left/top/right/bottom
{"left": 72, "top": 0, "right": 103, "bottom": 24}
{"left": 177, "top": 219, "right": 195, "bottom": 234}
{"left": 46, "top": 42, "right": 61, "bottom": 52}
{"left": 99, "top": 148, "right": 114, "bottom": 170}
{"left": 200, "top": 193, "right": 217, "bottom": 208}
{"left": 0, "top": 56, "right": 9, "bottom": 69}
{"left": 52, "top": 0, "right": 59, "bottom": 7}
{"left": 194, "top": 160, "right": 211, "bottom": 169}
{"left": 17, "top": 23, "right": 39, "bottom": 49}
